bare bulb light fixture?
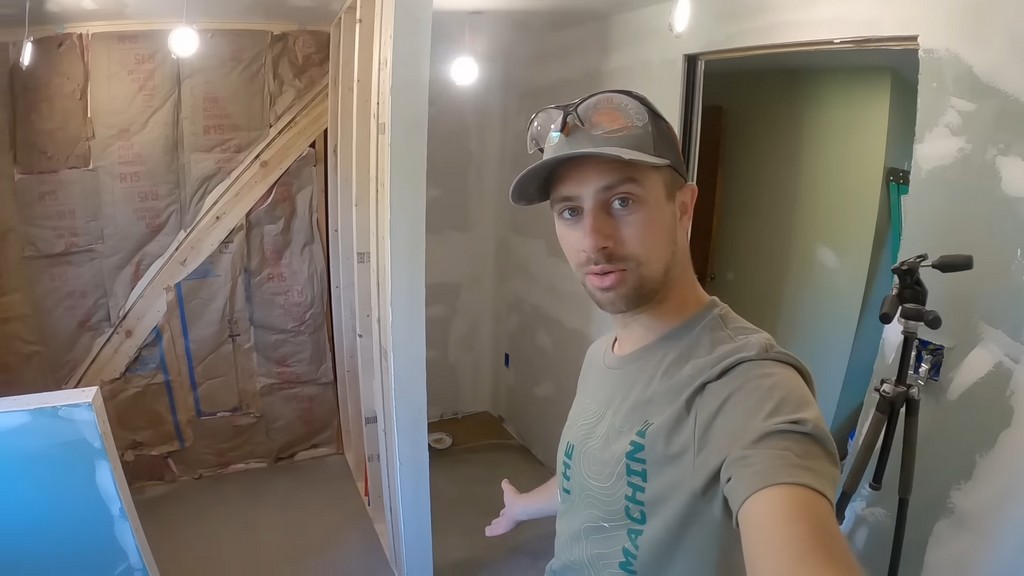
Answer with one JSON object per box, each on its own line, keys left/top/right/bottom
{"left": 450, "top": 12, "right": 480, "bottom": 87}
{"left": 671, "top": 0, "right": 692, "bottom": 34}
{"left": 168, "top": 0, "right": 200, "bottom": 59}
{"left": 19, "top": 0, "right": 32, "bottom": 70}
{"left": 450, "top": 55, "right": 479, "bottom": 86}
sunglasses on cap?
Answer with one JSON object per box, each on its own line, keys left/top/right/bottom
{"left": 525, "top": 89, "right": 672, "bottom": 155}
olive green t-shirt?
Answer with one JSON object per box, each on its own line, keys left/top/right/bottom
{"left": 546, "top": 298, "right": 840, "bottom": 576}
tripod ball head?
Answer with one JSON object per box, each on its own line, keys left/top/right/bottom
{"left": 879, "top": 253, "right": 973, "bottom": 326}
{"left": 927, "top": 254, "right": 974, "bottom": 273}
{"left": 880, "top": 293, "right": 900, "bottom": 325}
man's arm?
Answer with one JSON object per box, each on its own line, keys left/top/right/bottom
{"left": 702, "top": 360, "right": 857, "bottom": 572}
{"left": 484, "top": 476, "right": 560, "bottom": 537}
{"left": 738, "top": 484, "right": 862, "bottom": 576}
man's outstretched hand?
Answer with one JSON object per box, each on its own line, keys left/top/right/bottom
{"left": 485, "top": 479, "right": 526, "bottom": 537}
{"left": 485, "top": 475, "right": 560, "bottom": 537}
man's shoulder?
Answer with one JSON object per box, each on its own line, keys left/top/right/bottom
{"left": 683, "top": 301, "right": 814, "bottom": 391}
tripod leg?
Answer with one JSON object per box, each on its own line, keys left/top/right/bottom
{"left": 870, "top": 393, "right": 904, "bottom": 491}
{"left": 872, "top": 332, "right": 917, "bottom": 490}
{"left": 887, "top": 389, "right": 920, "bottom": 576}
{"left": 836, "top": 392, "right": 892, "bottom": 523}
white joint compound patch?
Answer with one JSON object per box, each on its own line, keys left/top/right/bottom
{"left": 914, "top": 99, "right": 974, "bottom": 175}
{"left": 948, "top": 96, "right": 979, "bottom": 112}
{"left": 921, "top": 323, "right": 1024, "bottom": 575}
{"left": 994, "top": 155, "right": 1024, "bottom": 198}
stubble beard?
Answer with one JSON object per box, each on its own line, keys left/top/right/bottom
{"left": 581, "top": 247, "right": 678, "bottom": 315}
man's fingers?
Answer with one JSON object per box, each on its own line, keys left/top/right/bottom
{"left": 484, "top": 517, "right": 510, "bottom": 537}
{"left": 484, "top": 512, "right": 521, "bottom": 537}
{"left": 501, "top": 479, "right": 520, "bottom": 496}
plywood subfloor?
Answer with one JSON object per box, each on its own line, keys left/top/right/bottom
{"left": 430, "top": 413, "right": 555, "bottom": 575}
{"left": 134, "top": 455, "right": 392, "bottom": 576}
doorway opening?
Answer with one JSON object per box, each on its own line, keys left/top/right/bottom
{"left": 682, "top": 38, "right": 920, "bottom": 450}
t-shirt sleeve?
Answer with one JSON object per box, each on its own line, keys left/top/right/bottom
{"left": 698, "top": 359, "right": 841, "bottom": 526}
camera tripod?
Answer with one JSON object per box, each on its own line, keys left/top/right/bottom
{"left": 835, "top": 253, "right": 973, "bottom": 576}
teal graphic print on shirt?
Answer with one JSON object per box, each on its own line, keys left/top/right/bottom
{"left": 619, "top": 420, "right": 652, "bottom": 575}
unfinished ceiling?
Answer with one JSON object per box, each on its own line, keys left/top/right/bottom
{"left": 0, "top": 0, "right": 344, "bottom": 28}
{"left": 433, "top": 0, "right": 668, "bottom": 13}
{"left": 0, "top": 0, "right": 669, "bottom": 28}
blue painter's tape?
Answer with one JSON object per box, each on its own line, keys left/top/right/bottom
{"left": 126, "top": 340, "right": 161, "bottom": 375}
{"left": 154, "top": 327, "right": 186, "bottom": 448}
{"left": 175, "top": 282, "right": 203, "bottom": 417}
{"left": 183, "top": 259, "right": 220, "bottom": 281}
{"left": 243, "top": 267, "right": 255, "bottom": 326}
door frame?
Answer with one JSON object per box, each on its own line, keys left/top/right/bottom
{"left": 680, "top": 36, "right": 920, "bottom": 185}
{"left": 679, "top": 35, "right": 921, "bottom": 441}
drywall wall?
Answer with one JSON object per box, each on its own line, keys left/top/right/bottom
{"left": 424, "top": 13, "right": 503, "bottom": 420}
{"left": 701, "top": 67, "right": 896, "bottom": 427}
{"left": 482, "top": 0, "right": 1024, "bottom": 573}
{"left": 490, "top": 18, "right": 618, "bottom": 469}
{"left": 382, "top": 0, "right": 435, "bottom": 570}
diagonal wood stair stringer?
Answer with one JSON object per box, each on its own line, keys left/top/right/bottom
{"left": 68, "top": 79, "right": 329, "bottom": 389}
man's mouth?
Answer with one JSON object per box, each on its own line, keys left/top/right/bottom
{"left": 585, "top": 266, "right": 626, "bottom": 290}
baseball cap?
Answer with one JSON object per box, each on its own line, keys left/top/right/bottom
{"left": 509, "top": 90, "right": 689, "bottom": 206}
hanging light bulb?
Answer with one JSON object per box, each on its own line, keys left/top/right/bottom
{"left": 168, "top": 25, "right": 200, "bottom": 58}
{"left": 168, "top": 0, "right": 200, "bottom": 59}
{"left": 450, "top": 55, "right": 479, "bottom": 87}
{"left": 451, "top": 13, "right": 480, "bottom": 87}
{"left": 671, "top": 0, "right": 692, "bottom": 34}
{"left": 19, "top": 0, "right": 32, "bottom": 70}
{"left": 19, "top": 39, "right": 33, "bottom": 70}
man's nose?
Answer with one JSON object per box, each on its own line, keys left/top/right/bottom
{"left": 581, "top": 209, "right": 614, "bottom": 255}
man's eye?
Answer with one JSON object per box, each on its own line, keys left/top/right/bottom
{"left": 612, "top": 197, "right": 632, "bottom": 209}
{"left": 559, "top": 206, "right": 582, "bottom": 219}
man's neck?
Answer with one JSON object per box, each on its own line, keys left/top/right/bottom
{"left": 611, "top": 277, "right": 711, "bottom": 356}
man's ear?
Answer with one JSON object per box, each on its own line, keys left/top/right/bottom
{"left": 676, "top": 182, "right": 699, "bottom": 225}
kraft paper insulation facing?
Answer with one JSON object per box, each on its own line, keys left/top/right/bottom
{"left": 0, "top": 31, "right": 337, "bottom": 480}
{"left": 24, "top": 250, "right": 111, "bottom": 390}
{"left": 11, "top": 34, "right": 91, "bottom": 174}
{"left": 104, "top": 324, "right": 193, "bottom": 456}
{"left": 269, "top": 31, "right": 331, "bottom": 123}
{"left": 14, "top": 170, "right": 102, "bottom": 256}
{"left": 180, "top": 30, "right": 270, "bottom": 228}
{"left": 246, "top": 149, "right": 334, "bottom": 387}
{"left": 0, "top": 45, "right": 48, "bottom": 397}
{"left": 171, "top": 227, "right": 258, "bottom": 417}
{"left": 90, "top": 31, "right": 182, "bottom": 321}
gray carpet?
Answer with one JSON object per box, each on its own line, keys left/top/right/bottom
{"left": 134, "top": 455, "right": 392, "bottom": 576}
{"left": 431, "top": 442, "right": 556, "bottom": 575}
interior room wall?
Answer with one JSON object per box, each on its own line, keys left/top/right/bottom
{"left": 701, "top": 67, "right": 898, "bottom": 427}
{"left": 833, "top": 71, "right": 918, "bottom": 442}
{"left": 425, "top": 14, "right": 617, "bottom": 468}
{"left": 425, "top": 13, "right": 504, "bottom": 420}
{"left": 481, "top": 0, "right": 1024, "bottom": 573}
{"left": 487, "top": 17, "right": 620, "bottom": 470}
{"left": 0, "top": 28, "right": 338, "bottom": 483}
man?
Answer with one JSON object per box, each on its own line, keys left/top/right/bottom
{"left": 484, "top": 90, "right": 861, "bottom": 576}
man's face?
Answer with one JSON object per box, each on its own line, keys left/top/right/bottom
{"left": 549, "top": 157, "right": 693, "bottom": 315}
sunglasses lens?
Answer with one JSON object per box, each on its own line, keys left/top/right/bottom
{"left": 527, "top": 108, "right": 564, "bottom": 154}
{"left": 576, "top": 92, "right": 650, "bottom": 136}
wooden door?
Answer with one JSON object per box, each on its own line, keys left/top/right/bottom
{"left": 690, "top": 105, "right": 725, "bottom": 287}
